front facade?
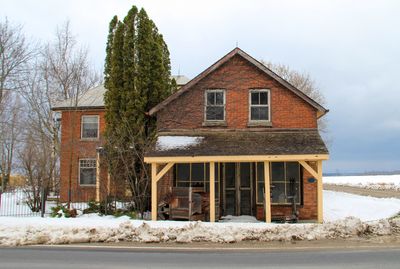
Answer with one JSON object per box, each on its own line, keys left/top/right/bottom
{"left": 54, "top": 48, "right": 328, "bottom": 223}
{"left": 145, "top": 48, "right": 328, "bottom": 223}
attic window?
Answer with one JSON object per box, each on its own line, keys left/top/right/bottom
{"left": 205, "top": 90, "right": 225, "bottom": 121}
{"left": 249, "top": 90, "right": 270, "bottom": 121}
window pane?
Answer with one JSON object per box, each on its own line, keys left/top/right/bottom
{"left": 251, "top": 92, "right": 259, "bottom": 105}
{"left": 215, "top": 92, "right": 224, "bottom": 105}
{"left": 251, "top": 107, "right": 268, "bottom": 121}
{"left": 251, "top": 107, "right": 260, "bottom": 120}
{"left": 286, "top": 182, "right": 300, "bottom": 203}
{"left": 82, "top": 116, "right": 98, "bottom": 138}
{"left": 79, "top": 160, "right": 96, "bottom": 185}
{"left": 225, "top": 190, "right": 236, "bottom": 216}
{"left": 240, "top": 162, "right": 251, "bottom": 188}
{"left": 207, "top": 92, "right": 215, "bottom": 105}
{"left": 206, "top": 106, "right": 224, "bottom": 120}
{"left": 240, "top": 190, "right": 252, "bottom": 215}
{"left": 271, "top": 183, "right": 286, "bottom": 203}
{"left": 191, "top": 163, "right": 204, "bottom": 182}
{"left": 259, "top": 106, "right": 268, "bottom": 120}
{"left": 257, "top": 182, "right": 264, "bottom": 203}
{"left": 286, "top": 162, "right": 300, "bottom": 183}
{"left": 225, "top": 163, "right": 236, "bottom": 188}
{"left": 260, "top": 92, "right": 268, "bottom": 105}
{"left": 256, "top": 162, "right": 264, "bottom": 182}
{"left": 177, "top": 181, "right": 190, "bottom": 187}
{"left": 176, "top": 164, "right": 190, "bottom": 181}
{"left": 271, "top": 162, "right": 285, "bottom": 182}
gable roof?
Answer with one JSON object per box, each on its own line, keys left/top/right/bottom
{"left": 51, "top": 75, "right": 189, "bottom": 111}
{"left": 52, "top": 84, "right": 106, "bottom": 110}
{"left": 149, "top": 47, "right": 328, "bottom": 118}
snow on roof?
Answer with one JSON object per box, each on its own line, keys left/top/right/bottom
{"left": 52, "top": 84, "right": 106, "bottom": 110}
{"left": 156, "top": 136, "right": 203, "bottom": 151}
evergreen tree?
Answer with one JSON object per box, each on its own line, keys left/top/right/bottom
{"left": 103, "top": 6, "right": 174, "bottom": 215}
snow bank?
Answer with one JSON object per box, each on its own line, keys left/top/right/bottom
{"left": 1, "top": 191, "right": 400, "bottom": 246}
{"left": 156, "top": 136, "right": 203, "bottom": 151}
{"left": 324, "top": 190, "right": 400, "bottom": 222}
{"left": 1, "top": 216, "right": 400, "bottom": 246}
{"left": 324, "top": 174, "right": 400, "bottom": 191}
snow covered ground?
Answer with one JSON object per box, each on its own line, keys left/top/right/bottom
{"left": 324, "top": 174, "right": 400, "bottom": 191}
{"left": 324, "top": 190, "right": 400, "bottom": 222}
{"left": 0, "top": 191, "right": 400, "bottom": 246}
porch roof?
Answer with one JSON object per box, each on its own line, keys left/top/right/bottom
{"left": 145, "top": 129, "right": 328, "bottom": 161}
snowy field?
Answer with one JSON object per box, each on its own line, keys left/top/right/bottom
{"left": 324, "top": 190, "right": 400, "bottom": 222}
{"left": 324, "top": 174, "right": 400, "bottom": 191}
{"left": 1, "top": 190, "right": 400, "bottom": 246}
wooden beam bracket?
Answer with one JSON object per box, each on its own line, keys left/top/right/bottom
{"left": 299, "top": 160, "right": 319, "bottom": 179}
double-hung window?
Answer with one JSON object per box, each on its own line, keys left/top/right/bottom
{"left": 249, "top": 90, "right": 270, "bottom": 121}
{"left": 81, "top": 115, "right": 99, "bottom": 139}
{"left": 79, "top": 159, "right": 97, "bottom": 185}
{"left": 205, "top": 90, "right": 225, "bottom": 121}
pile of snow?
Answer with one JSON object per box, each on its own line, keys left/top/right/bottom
{"left": 0, "top": 215, "right": 399, "bottom": 246}
{"left": 1, "top": 191, "right": 400, "bottom": 246}
{"left": 156, "top": 136, "right": 203, "bottom": 151}
{"left": 324, "top": 174, "right": 400, "bottom": 191}
{"left": 324, "top": 191, "right": 400, "bottom": 222}
{"left": 220, "top": 215, "right": 260, "bottom": 223}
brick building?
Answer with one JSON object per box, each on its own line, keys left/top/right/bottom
{"left": 53, "top": 48, "right": 329, "bottom": 223}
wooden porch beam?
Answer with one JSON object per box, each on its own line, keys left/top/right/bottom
{"left": 154, "top": 162, "right": 174, "bottom": 182}
{"left": 317, "top": 160, "right": 323, "bottom": 223}
{"left": 264, "top": 161, "right": 271, "bottom": 223}
{"left": 209, "top": 162, "right": 215, "bottom": 222}
{"left": 144, "top": 154, "right": 329, "bottom": 164}
{"left": 299, "top": 161, "right": 319, "bottom": 179}
{"left": 151, "top": 163, "right": 158, "bottom": 221}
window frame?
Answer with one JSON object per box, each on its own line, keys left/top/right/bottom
{"left": 174, "top": 163, "right": 220, "bottom": 196}
{"left": 204, "top": 89, "right": 226, "bottom": 122}
{"left": 81, "top": 115, "right": 99, "bottom": 140}
{"left": 78, "top": 158, "right": 97, "bottom": 186}
{"left": 255, "top": 161, "right": 302, "bottom": 205}
{"left": 248, "top": 89, "right": 271, "bottom": 122}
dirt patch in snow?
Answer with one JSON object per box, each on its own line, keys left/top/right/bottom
{"left": 324, "top": 184, "right": 400, "bottom": 199}
{"left": 1, "top": 217, "right": 400, "bottom": 247}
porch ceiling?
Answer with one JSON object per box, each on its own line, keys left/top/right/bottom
{"left": 144, "top": 129, "right": 329, "bottom": 163}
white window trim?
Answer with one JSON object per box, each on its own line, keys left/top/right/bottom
{"left": 81, "top": 115, "right": 100, "bottom": 140}
{"left": 204, "top": 89, "right": 226, "bottom": 122}
{"left": 78, "top": 158, "right": 97, "bottom": 186}
{"left": 248, "top": 89, "right": 271, "bottom": 122}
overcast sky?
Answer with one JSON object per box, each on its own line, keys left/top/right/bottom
{"left": 2, "top": 0, "right": 400, "bottom": 173}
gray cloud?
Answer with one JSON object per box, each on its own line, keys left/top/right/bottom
{"left": 2, "top": 0, "right": 400, "bottom": 173}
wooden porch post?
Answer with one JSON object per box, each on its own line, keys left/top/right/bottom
{"left": 209, "top": 161, "right": 215, "bottom": 222}
{"left": 95, "top": 150, "right": 100, "bottom": 202}
{"left": 151, "top": 163, "right": 158, "bottom": 221}
{"left": 264, "top": 161, "right": 271, "bottom": 223}
{"left": 317, "top": 160, "right": 323, "bottom": 223}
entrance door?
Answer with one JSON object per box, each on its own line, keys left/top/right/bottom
{"left": 223, "top": 163, "right": 253, "bottom": 216}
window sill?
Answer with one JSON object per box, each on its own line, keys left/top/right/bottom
{"left": 247, "top": 121, "right": 272, "bottom": 127}
{"left": 256, "top": 203, "right": 303, "bottom": 207}
{"left": 80, "top": 138, "right": 100, "bottom": 142}
{"left": 202, "top": 121, "right": 227, "bottom": 127}
{"left": 79, "top": 184, "right": 96, "bottom": 187}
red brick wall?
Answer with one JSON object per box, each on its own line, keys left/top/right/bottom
{"left": 158, "top": 55, "right": 318, "bottom": 130}
{"left": 59, "top": 110, "right": 106, "bottom": 202}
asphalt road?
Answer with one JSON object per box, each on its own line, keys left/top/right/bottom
{"left": 1, "top": 246, "right": 400, "bottom": 269}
